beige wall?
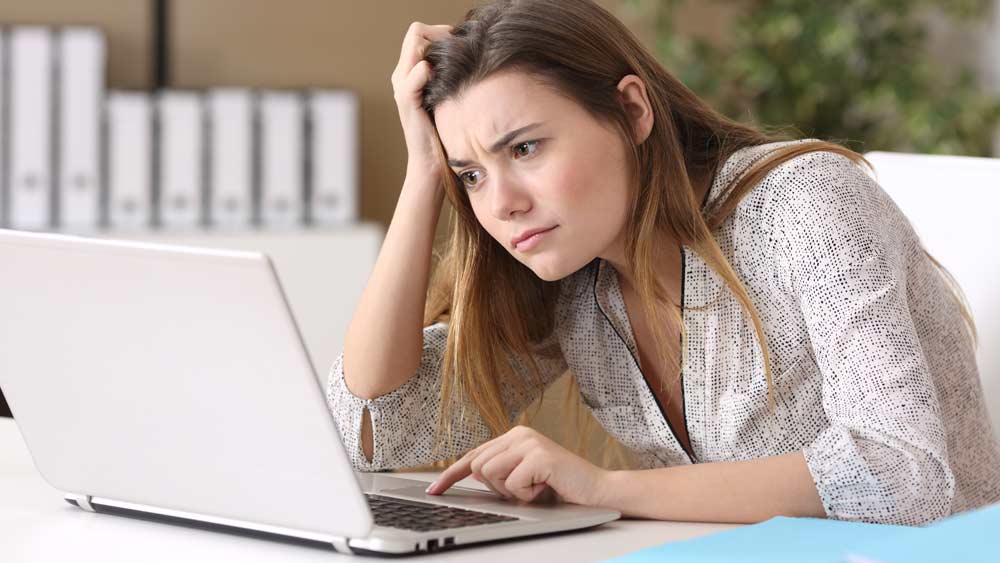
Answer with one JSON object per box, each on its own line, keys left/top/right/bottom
{"left": 0, "top": 0, "right": 152, "bottom": 88}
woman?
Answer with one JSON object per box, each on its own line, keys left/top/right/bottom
{"left": 328, "top": 0, "right": 1000, "bottom": 525}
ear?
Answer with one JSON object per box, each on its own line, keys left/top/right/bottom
{"left": 616, "top": 74, "right": 654, "bottom": 144}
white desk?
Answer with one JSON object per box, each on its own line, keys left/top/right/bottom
{"left": 0, "top": 418, "right": 737, "bottom": 561}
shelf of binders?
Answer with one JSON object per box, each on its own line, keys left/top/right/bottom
{"left": 0, "top": 25, "right": 361, "bottom": 234}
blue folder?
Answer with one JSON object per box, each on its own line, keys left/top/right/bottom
{"left": 606, "top": 502, "right": 1000, "bottom": 563}
{"left": 858, "top": 502, "right": 1000, "bottom": 563}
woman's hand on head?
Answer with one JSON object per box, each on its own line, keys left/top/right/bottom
{"left": 425, "top": 425, "right": 612, "bottom": 507}
{"left": 391, "top": 22, "right": 452, "bottom": 178}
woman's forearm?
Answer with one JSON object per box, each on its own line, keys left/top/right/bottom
{"left": 596, "top": 451, "right": 825, "bottom": 523}
{"left": 342, "top": 175, "right": 444, "bottom": 400}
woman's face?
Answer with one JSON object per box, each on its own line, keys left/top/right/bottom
{"left": 434, "top": 70, "right": 647, "bottom": 282}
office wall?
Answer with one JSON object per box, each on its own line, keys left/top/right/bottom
{"left": 0, "top": 0, "right": 152, "bottom": 89}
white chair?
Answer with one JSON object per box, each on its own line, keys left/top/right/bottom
{"left": 864, "top": 151, "right": 1000, "bottom": 435}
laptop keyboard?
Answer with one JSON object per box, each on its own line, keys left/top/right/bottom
{"left": 365, "top": 493, "right": 520, "bottom": 532}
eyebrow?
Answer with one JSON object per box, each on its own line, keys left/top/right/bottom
{"left": 446, "top": 122, "right": 545, "bottom": 168}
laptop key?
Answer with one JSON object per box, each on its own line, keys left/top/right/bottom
{"left": 365, "top": 493, "right": 519, "bottom": 532}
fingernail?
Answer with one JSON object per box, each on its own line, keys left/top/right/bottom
{"left": 425, "top": 481, "right": 437, "bottom": 494}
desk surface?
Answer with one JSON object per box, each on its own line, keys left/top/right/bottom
{"left": 0, "top": 418, "right": 737, "bottom": 561}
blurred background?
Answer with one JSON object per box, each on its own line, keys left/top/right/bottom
{"left": 1, "top": 0, "right": 998, "bottom": 459}
{"left": 0, "top": 0, "right": 992, "bottom": 231}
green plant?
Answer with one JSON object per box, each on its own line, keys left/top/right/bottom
{"left": 636, "top": 0, "right": 1000, "bottom": 156}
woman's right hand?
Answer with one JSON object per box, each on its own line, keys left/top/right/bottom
{"left": 391, "top": 22, "right": 453, "bottom": 178}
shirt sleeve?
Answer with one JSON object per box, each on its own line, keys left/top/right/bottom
{"left": 770, "top": 151, "right": 955, "bottom": 525}
{"left": 326, "top": 321, "right": 568, "bottom": 471}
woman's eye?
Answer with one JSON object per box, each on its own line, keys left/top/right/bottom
{"left": 460, "top": 170, "right": 482, "bottom": 188}
{"left": 512, "top": 140, "right": 539, "bottom": 160}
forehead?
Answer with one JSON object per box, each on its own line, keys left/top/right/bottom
{"left": 433, "top": 70, "right": 579, "bottom": 153}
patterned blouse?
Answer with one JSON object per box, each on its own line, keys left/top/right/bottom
{"left": 327, "top": 141, "right": 1000, "bottom": 526}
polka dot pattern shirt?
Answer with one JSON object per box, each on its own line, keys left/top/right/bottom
{"left": 327, "top": 141, "right": 1000, "bottom": 525}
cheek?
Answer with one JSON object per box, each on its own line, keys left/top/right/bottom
{"left": 467, "top": 200, "right": 505, "bottom": 243}
{"left": 547, "top": 146, "right": 630, "bottom": 226}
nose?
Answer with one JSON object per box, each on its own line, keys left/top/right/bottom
{"left": 489, "top": 173, "right": 531, "bottom": 221}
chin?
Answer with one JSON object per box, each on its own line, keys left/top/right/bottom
{"left": 523, "top": 253, "right": 590, "bottom": 282}
{"left": 531, "top": 268, "right": 564, "bottom": 282}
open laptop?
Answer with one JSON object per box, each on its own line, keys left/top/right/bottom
{"left": 0, "top": 229, "right": 620, "bottom": 555}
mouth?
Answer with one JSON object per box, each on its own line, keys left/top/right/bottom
{"left": 512, "top": 225, "right": 558, "bottom": 252}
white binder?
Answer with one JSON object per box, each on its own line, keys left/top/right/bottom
{"left": 308, "top": 90, "right": 359, "bottom": 225}
{"left": 107, "top": 92, "right": 153, "bottom": 230}
{"left": 259, "top": 91, "right": 304, "bottom": 228}
{"left": 0, "top": 29, "right": 7, "bottom": 226}
{"left": 157, "top": 91, "right": 204, "bottom": 229}
{"left": 57, "top": 27, "right": 106, "bottom": 232}
{"left": 8, "top": 27, "right": 55, "bottom": 231}
{"left": 207, "top": 88, "right": 253, "bottom": 229}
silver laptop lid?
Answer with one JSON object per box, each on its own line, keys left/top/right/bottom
{"left": 0, "top": 229, "right": 372, "bottom": 538}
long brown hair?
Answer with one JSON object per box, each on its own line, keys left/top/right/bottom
{"left": 418, "top": 0, "right": 974, "bottom": 461}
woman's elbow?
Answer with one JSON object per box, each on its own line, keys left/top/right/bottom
{"left": 879, "top": 458, "right": 955, "bottom": 526}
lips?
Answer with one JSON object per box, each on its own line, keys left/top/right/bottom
{"left": 511, "top": 225, "right": 557, "bottom": 249}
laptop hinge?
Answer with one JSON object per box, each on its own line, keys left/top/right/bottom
{"left": 66, "top": 493, "right": 96, "bottom": 512}
{"left": 330, "top": 537, "right": 351, "bottom": 553}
